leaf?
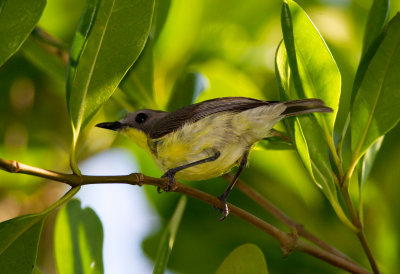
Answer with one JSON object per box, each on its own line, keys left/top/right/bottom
{"left": 281, "top": 0, "right": 341, "bottom": 136}
{"left": 275, "top": 38, "right": 355, "bottom": 231}
{"left": 66, "top": 0, "right": 155, "bottom": 133}
{"left": 294, "top": 116, "right": 355, "bottom": 230}
{"left": 54, "top": 199, "right": 104, "bottom": 274}
{"left": 0, "top": 0, "right": 46, "bottom": 66}
{"left": 166, "top": 70, "right": 207, "bottom": 111}
{"left": 351, "top": 0, "right": 390, "bottom": 105}
{"left": 216, "top": 244, "right": 268, "bottom": 274}
{"left": 0, "top": 187, "right": 80, "bottom": 274}
{"left": 152, "top": 0, "right": 172, "bottom": 42}
{"left": 153, "top": 196, "right": 187, "bottom": 274}
{"left": 362, "top": 0, "right": 390, "bottom": 56}
{"left": 0, "top": 213, "right": 46, "bottom": 274}
{"left": 351, "top": 14, "right": 400, "bottom": 163}
{"left": 358, "top": 136, "right": 384, "bottom": 221}
{"left": 120, "top": 37, "right": 157, "bottom": 110}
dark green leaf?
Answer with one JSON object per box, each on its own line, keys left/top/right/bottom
{"left": 362, "top": 0, "right": 390, "bottom": 56}
{"left": 281, "top": 0, "right": 341, "bottom": 136}
{"left": 120, "top": 37, "right": 157, "bottom": 110}
{"left": 351, "top": 14, "right": 400, "bottom": 162}
{"left": 351, "top": 0, "right": 389, "bottom": 105}
{"left": 216, "top": 244, "right": 268, "bottom": 274}
{"left": 54, "top": 199, "right": 104, "bottom": 274}
{"left": 153, "top": 196, "right": 186, "bottom": 274}
{"left": 0, "top": 0, "right": 46, "bottom": 66}
{"left": 167, "top": 71, "right": 207, "bottom": 111}
{"left": 66, "top": 0, "right": 155, "bottom": 133}
{"left": 0, "top": 213, "right": 45, "bottom": 274}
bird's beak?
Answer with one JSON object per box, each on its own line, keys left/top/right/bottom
{"left": 95, "top": 121, "right": 123, "bottom": 131}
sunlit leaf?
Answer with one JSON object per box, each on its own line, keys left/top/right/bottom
{"left": 153, "top": 196, "right": 186, "bottom": 274}
{"left": 66, "top": 0, "right": 155, "bottom": 133}
{"left": 0, "top": 213, "right": 46, "bottom": 274}
{"left": 216, "top": 244, "right": 268, "bottom": 274}
{"left": 54, "top": 199, "right": 104, "bottom": 274}
{"left": 351, "top": 14, "right": 400, "bottom": 163}
{"left": 281, "top": 0, "right": 341, "bottom": 135}
{"left": 167, "top": 71, "right": 207, "bottom": 111}
{"left": 275, "top": 38, "right": 355, "bottom": 231}
{"left": 0, "top": 0, "right": 46, "bottom": 66}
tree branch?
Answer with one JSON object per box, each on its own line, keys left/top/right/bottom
{"left": 231, "top": 177, "right": 355, "bottom": 264}
{"left": 0, "top": 158, "right": 370, "bottom": 274}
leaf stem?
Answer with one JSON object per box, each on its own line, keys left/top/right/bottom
{"left": 341, "top": 186, "right": 380, "bottom": 273}
{"left": 0, "top": 157, "right": 370, "bottom": 274}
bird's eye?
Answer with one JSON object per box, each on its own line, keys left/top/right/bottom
{"left": 135, "top": 113, "right": 148, "bottom": 123}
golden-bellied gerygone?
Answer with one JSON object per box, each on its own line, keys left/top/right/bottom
{"left": 96, "top": 97, "right": 332, "bottom": 219}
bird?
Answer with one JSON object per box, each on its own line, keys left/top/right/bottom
{"left": 96, "top": 97, "right": 332, "bottom": 219}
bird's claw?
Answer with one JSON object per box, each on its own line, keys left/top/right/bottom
{"left": 216, "top": 194, "right": 229, "bottom": 221}
{"left": 160, "top": 170, "right": 177, "bottom": 192}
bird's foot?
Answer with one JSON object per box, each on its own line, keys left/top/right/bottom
{"left": 216, "top": 194, "right": 230, "bottom": 221}
{"left": 159, "top": 170, "right": 177, "bottom": 193}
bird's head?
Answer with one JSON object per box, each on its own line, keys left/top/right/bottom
{"left": 96, "top": 109, "right": 167, "bottom": 149}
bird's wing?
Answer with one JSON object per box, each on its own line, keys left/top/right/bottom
{"left": 149, "top": 97, "right": 277, "bottom": 139}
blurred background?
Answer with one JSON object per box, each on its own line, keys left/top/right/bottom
{"left": 1, "top": 0, "right": 400, "bottom": 273}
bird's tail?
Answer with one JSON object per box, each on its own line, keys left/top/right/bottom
{"left": 281, "top": 99, "right": 333, "bottom": 117}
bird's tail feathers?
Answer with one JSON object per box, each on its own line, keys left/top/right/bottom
{"left": 281, "top": 99, "right": 333, "bottom": 117}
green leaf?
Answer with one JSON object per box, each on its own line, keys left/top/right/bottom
{"left": 120, "top": 37, "right": 157, "bottom": 110}
{"left": 152, "top": 0, "right": 172, "bottom": 42}
{"left": 281, "top": 0, "right": 341, "bottom": 136}
{"left": 0, "top": 213, "right": 46, "bottom": 274}
{"left": 351, "top": 14, "right": 400, "bottom": 163}
{"left": 216, "top": 244, "right": 268, "bottom": 274}
{"left": 167, "top": 71, "right": 207, "bottom": 111}
{"left": 153, "top": 196, "right": 187, "bottom": 274}
{"left": 0, "top": 187, "right": 80, "bottom": 274}
{"left": 275, "top": 38, "right": 355, "bottom": 231}
{"left": 362, "top": 0, "right": 390, "bottom": 56}
{"left": 0, "top": 0, "right": 46, "bottom": 66}
{"left": 55, "top": 199, "right": 104, "bottom": 274}
{"left": 294, "top": 116, "right": 355, "bottom": 231}
{"left": 358, "top": 136, "right": 384, "bottom": 221}
{"left": 351, "top": 0, "right": 390, "bottom": 105}
{"left": 66, "top": 0, "right": 155, "bottom": 133}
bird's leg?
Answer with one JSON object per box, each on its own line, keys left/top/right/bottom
{"left": 159, "top": 150, "right": 221, "bottom": 192}
{"left": 218, "top": 151, "right": 249, "bottom": 220}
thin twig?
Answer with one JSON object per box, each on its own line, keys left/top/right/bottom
{"left": 0, "top": 158, "right": 370, "bottom": 274}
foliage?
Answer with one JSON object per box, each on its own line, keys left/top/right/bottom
{"left": 1, "top": 0, "right": 400, "bottom": 273}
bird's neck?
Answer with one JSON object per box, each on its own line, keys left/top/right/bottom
{"left": 121, "top": 128, "right": 151, "bottom": 152}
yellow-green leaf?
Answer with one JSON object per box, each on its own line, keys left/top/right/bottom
{"left": 54, "top": 199, "right": 104, "bottom": 274}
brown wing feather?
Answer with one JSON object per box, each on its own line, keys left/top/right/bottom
{"left": 149, "top": 97, "right": 276, "bottom": 139}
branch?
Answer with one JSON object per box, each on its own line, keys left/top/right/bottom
{"left": 0, "top": 158, "right": 370, "bottom": 274}
{"left": 232, "top": 177, "right": 355, "bottom": 264}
